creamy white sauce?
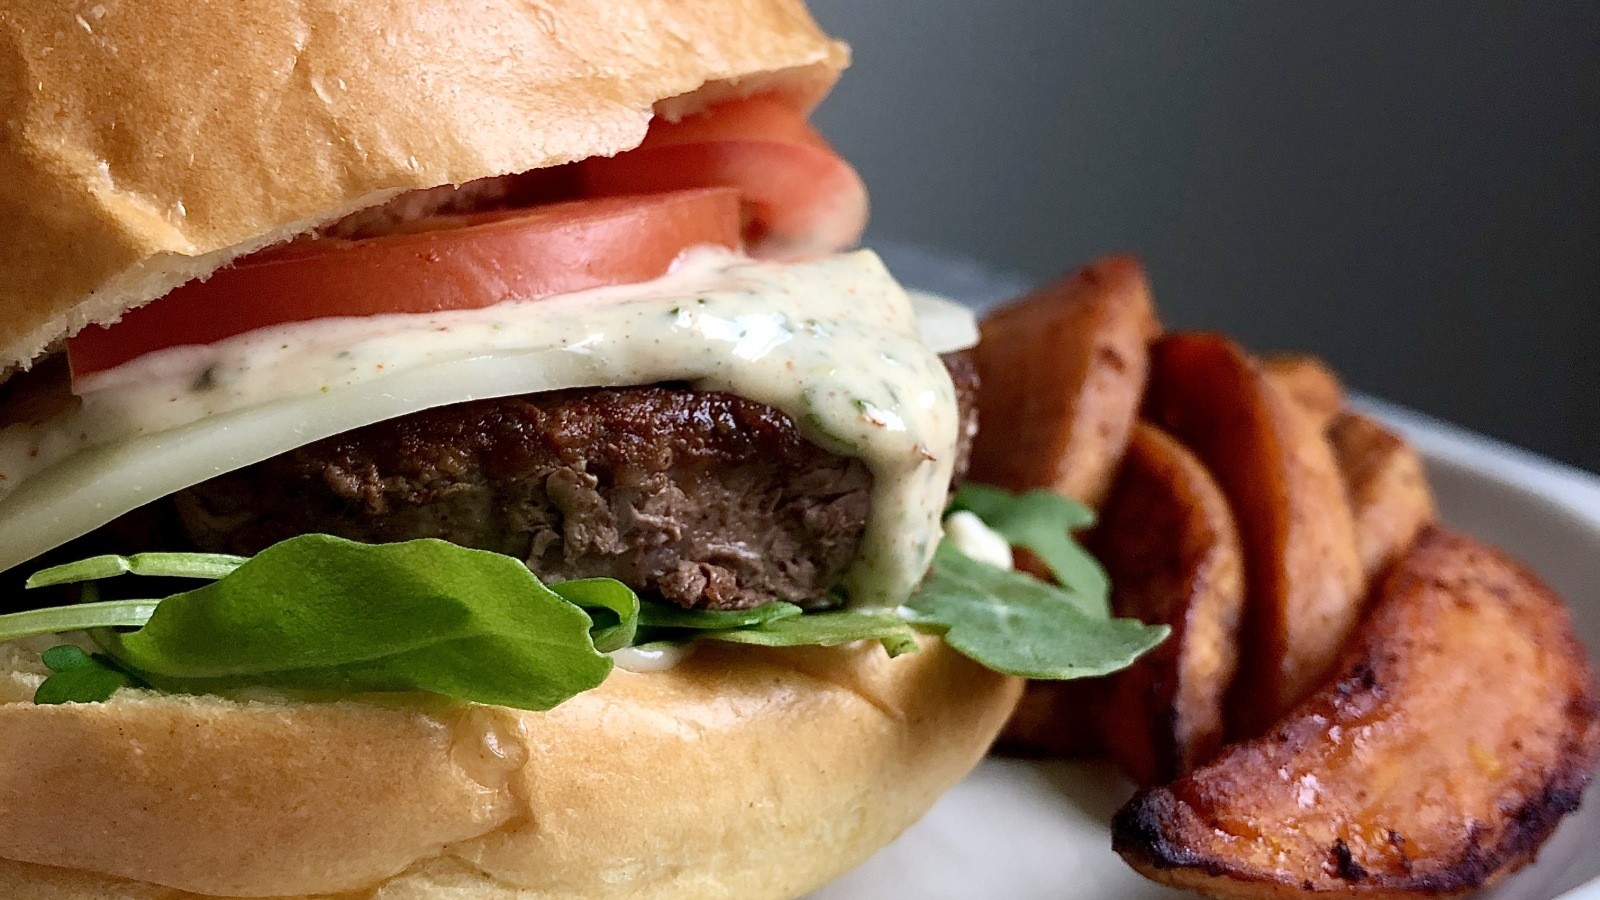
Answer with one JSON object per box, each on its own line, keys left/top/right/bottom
{"left": 607, "top": 642, "right": 695, "bottom": 673}
{"left": 942, "top": 511, "right": 1014, "bottom": 570}
{"left": 0, "top": 249, "right": 975, "bottom": 608}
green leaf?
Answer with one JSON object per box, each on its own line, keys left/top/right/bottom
{"left": 94, "top": 535, "right": 611, "bottom": 711}
{"left": 550, "top": 578, "right": 640, "bottom": 653}
{"left": 948, "top": 484, "right": 1109, "bottom": 614}
{"left": 0, "top": 598, "right": 158, "bottom": 644}
{"left": 34, "top": 665, "right": 135, "bottom": 704}
{"left": 27, "top": 551, "right": 247, "bottom": 589}
{"left": 633, "top": 599, "right": 913, "bottom": 657}
{"left": 34, "top": 645, "right": 140, "bottom": 705}
{"left": 41, "top": 645, "right": 95, "bottom": 672}
{"left": 703, "top": 610, "right": 920, "bottom": 657}
{"left": 907, "top": 543, "right": 1167, "bottom": 679}
{"left": 637, "top": 601, "right": 805, "bottom": 631}
{"left": 951, "top": 483, "right": 1094, "bottom": 532}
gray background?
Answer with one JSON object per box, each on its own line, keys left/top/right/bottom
{"left": 806, "top": 2, "right": 1599, "bottom": 473}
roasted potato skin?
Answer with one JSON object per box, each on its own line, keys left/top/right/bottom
{"left": 1262, "top": 354, "right": 1345, "bottom": 433}
{"left": 1088, "top": 423, "right": 1246, "bottom": 784}
{"left": 969, "top": 255, "right": 1160, "bottom": 509}
{"left": 1146, "top": 333, "right": 1364, "bottom": 737}
{"left": 1330, "top": 412, "right": 1437, "bottom": 582}
{"left": 1113, "top": 529, "right": 1600, "bottom": 898}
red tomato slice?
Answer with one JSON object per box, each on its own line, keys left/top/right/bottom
{"left": 576, "top": 96, "right": 868, "bottom": 259}
{"left": 68, "top": 188, "right": 741, "bottom": 380}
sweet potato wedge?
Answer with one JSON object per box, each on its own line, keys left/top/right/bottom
{"left": 969, "top": 255, "right": 1161, "bottom": 510}
{"left": 1000, "top": 679, "right": 1108, "bottom": 757}
{"left": 1086, "top": 423, "right": 1246, "bottom": 784}
{"left": 1146, "top": 334, "right": 1364, "bottom": 736}
{"left": 1114, "top": 529, "right": 1600, "bottom": 898}
{"left": 1330, "top": 412, "right": 1437, "bottom": 582}
{"left": 1262, "top": 354, "right": 1344, "bottom": 433}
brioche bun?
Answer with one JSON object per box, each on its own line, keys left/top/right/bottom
{"left": 0, "top": 0, "right": 847, "bottom": 373}
{"left": 0, "top": 636, "right": 1019, "bottom": 898}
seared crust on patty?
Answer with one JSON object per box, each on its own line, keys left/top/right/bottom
{"left": 162, "top": 353, "right": 977, "bottom": 609}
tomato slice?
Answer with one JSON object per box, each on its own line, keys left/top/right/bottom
{"left": 576, "top": 96, "right": 868, "bottom": 258}
{"left": 68, "top": 188, "right": 741, "bottom": 380}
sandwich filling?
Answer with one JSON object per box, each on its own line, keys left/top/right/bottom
{"left": 3, "top": 250, "right": 974, "bottom": 608}
{"left": 0, "top": 98, "right": 972, "bottom": 609}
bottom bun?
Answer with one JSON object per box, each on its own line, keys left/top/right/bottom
{"left": 0, "top": 635, "right": 1020, "bottom": 899}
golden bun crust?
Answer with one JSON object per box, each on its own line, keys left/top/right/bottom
{"left": 0, "top": 0, "right": 847, "bottom": 372}
{"left": 0, "top": 636, "right": 1020, "bottom": 899}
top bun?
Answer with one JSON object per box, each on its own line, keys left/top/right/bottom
{"left": 0, "top": 0, "right": 847, "bottom": 373}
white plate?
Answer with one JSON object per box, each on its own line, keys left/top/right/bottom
{"left": 811, "top": 399, "right": 1600, "bottom": 900}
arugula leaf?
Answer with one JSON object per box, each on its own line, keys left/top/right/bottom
{"left": 34, "top": 645, "right": 142, "bottom": 705}
{"left": 27, "top": 551, "right": 246, "bottom": 588}
{"left": 41, "top": 645, "right": 93, "bottom": 671}
{"left": 78, "top": 536, "right": 614, "bottom": 711}
{"left": 637, "top": 601, "right": 804, "bottom": 631}
{"left": 550, "top": 578, "right": 640, "bottom": 653}
{"left": 9, "top": 478, "right": 1164, "bottom": 707}
{"left": 29, "top": 548, "right": 647, "bottom": 661}
{"left": 630, "top": 600, "right": 916, "bottom": 657}
{"left": 951, "top": 483, "right": 1095, "bottom": 532}
{"left": 703, "top": 609, "right": 920, "bottom": 657}
{"left": 906, "top": 543, "right": 1167, "bottom": 679}
{"left": 634, "top": 601, "right": 916, "bottom": 655}
{"left": 0, "top": 598, "right": 158, "bottom": 643}
{"left": 948, "top": 484, "right": 1109, "bottom": 611}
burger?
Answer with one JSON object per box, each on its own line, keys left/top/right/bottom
{"left": 0, "top": 1, "right": 1160, "bottom": 896}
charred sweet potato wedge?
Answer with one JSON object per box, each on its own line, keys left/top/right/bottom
{"left": 1114, "top": 529, "right": 1600, "bottom": 898}
{"left": 1330, "top": 412, "right": 1437, "bottom": 582}
{"left": 1262, "top": 354, "right": 1345, "bottom": 433}
{"left": 969, "top": 255, "right": 1161, "bottom": 510}
{"left": 1087, "top": 423, "right": 1246, "bottom": 784}
{"left": 1146, "top": 334, "right": 1364, "bottom": 736}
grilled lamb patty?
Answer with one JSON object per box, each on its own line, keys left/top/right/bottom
{"left": 164, "top": 353, "right": 977, "bottom": 610}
